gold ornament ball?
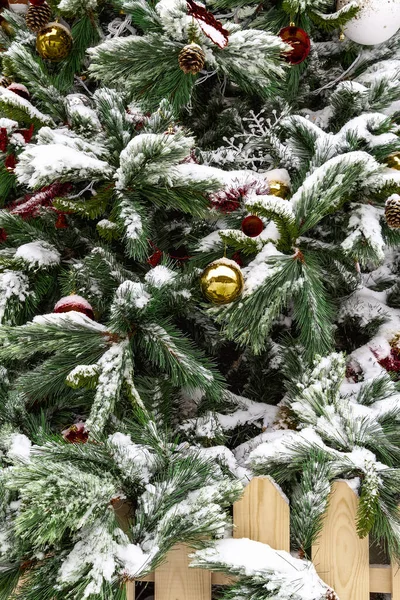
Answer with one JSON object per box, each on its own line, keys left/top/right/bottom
{"left": 269, "top": 180, "right": 290, "bottom": 199}
{"left": 36, "top": 22, "right": 73, "bottom": 62}
{"left": 200, "top": 258, "right": 244, "bottom": 305}
{"left": 385, "top": 152, "right": 400, "bottom": 170}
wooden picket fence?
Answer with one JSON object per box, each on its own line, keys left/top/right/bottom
{"left": 126, "top": 476, "right": 400, "bottom": 600}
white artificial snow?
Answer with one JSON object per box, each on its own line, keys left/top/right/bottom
{"left": 115, "top": 133, "right": 194, "bottom": 189}
{"left": 32, "top": 312, "right": 107, "bottom": 333}
{"left": 155, "top": 0, "right": 190, "bottom": 41}
{"left": 263, "top": 168, "right": 291, "bottom": 187}
{"left": 58, "top": 522, "right": 120, "bottom": 598}
{"left": 0, "top": 88, "right": 53, "bottom": 125}
{"left": 15, "top": 143, "right": 112, "bottom": 189}
{"left": 0, "top": 270, "right": 32, "bottom": 324}
{"left": 7, "top": 433, "right": 31, "bottom": 462}
{"left": 113, "top": 280, "right": 151, "bottom": 310}
{"left": 243, "top": 242, "right": 284, "bottom": 294}
{"left": 144, "top": 265, "right": 176, "bottom": 288}
{"left": 37, "top": 127, "right": 107, "bottom": 160}
{"left": 66, "top": 364, "right": 100, "bottom": 387}
{"left": 15, "top": 241, "right": 61, "bottom": 268}
{"left": 116, "top": 543, "right": 150, "bottom": 578}
{"left": 0, "top": 118, "right": 18, "bottom": 133}
{"left": 192, "top": 538, "right": 332, "bottom": 600}
{"left": 197, "top": 230, "right": 224, "bottom": 252}
{"left": 108, "top": 432, "right": 156, "bottom": 484}
{"left": 119, "top": 201, "right": 143, "bottom": 241}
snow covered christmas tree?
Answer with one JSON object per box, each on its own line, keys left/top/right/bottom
{"left": 0, "top": 0, "right": 399, "bottom": 598}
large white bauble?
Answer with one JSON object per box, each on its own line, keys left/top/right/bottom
{"left": 337, "top": 0, "right": 400, "bottom": 46}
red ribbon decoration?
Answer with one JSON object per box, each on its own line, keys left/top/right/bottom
{"left": 0, "top": 127, "right": 8, "bottom": 152}
{"left": 186, "top": 0, "right": 229, "bottom": 48}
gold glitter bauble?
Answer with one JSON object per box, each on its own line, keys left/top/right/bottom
{"left": 385, "top": 152, "right": 400, "bottom": 171}
{"left": 36, "top": 22, "right": 72, "bottom": 62}
{"left": 268, "top": 180, "right": 290, "bottom": 199}
{"left": 200, "top": 258, "right": 244, "bottom": 305}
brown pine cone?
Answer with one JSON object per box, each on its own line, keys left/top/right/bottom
{"left": 178, "top": 43, "right": 205, "bottom": 75}
{"left": 26, "top": 1, "right": 51, "bottom": 31}
{"left": 385, "top": 194, "right": 400, "bottom": 229}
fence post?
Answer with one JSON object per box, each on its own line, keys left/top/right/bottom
{"left": 392, "top": 563, "right": 400, "bottom": 600}
{"left": 312, "top": 481, "right": 369, "bottom": 600}
{"left": 126, "top": 581, "right": 135, "bottom": 600}
{"left": 154, "top": 543, "right": 211, "bottom": 600}
{"left": 233, "top": 476, "right": 290, "bottom": 550}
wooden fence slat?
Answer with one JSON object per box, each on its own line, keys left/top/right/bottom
{"left": 369, "top": 565, "right": 391, "bottom": 593}
{"left": 312, "top": 481, "right": 369, "bottom": 600}
{"left": 392, "top": 563, "right": 400, "bottom": 600}
{"left": 126, "top": 581, "right": 135, "bottom": 600}
{"left": 233, "top": 476, "right": 290, "bottom": 551}
{"left": 154, "top": 543, "right": 211, "bottom": 600}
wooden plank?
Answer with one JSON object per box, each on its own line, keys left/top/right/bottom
{"left": 312, "top": 481, "right": 369, "bottom": 600}
{"left": 154, "top": 543, "right": 211, "bottom": 600}
{"left": 126, "top": 581, "right": 135, "bottom": 600}
{"left": 392, "top": 563, "right": 400, "bottom": 600}
{"left": 369, "top": 565, "right": 391, "bottom": 593}
{"left": 233, "top": 476, "right": 290, "bottom": 551}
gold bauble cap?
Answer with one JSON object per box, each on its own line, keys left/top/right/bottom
{"left": 385, "top": 152, "right": 400, "bottom": 171}
{"left": 268, "top": 180, "right": 290, "bottom": 199}
{"left": 36, "top": 22, "right": 73, "bottom": 62}
{"left": 200, "top": 257, "right": 244, "bottom": 305}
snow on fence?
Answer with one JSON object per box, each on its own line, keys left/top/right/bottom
{"left": 127, "top": 477, "right": 400, "bottom": 600}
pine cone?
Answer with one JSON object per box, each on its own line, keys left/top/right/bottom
{"left": 326, "top": 590, "right": 339, "bottom": 600}
{"left": 385, "top": 195, "right": 400, "bottom": 229}
{"left": 0, "top": 76, "right": 11, "bottom": 88}
{"left": 178, "top": 43, "right": 205, "bottom": 75}
{"left": 26, "top": 2, "right": 51, "bottom": 32}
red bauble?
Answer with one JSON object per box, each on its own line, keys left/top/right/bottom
{"left": 7, "top": 83, "right": 30, "bottom": 101}
{"left": 241, "top": 215, "right": 264, "bottom": 237}
{"left": 0, "top": 228, "right": 7, "bottom": 243}
{"left": 29, "top": 0, "right": 45, "bottom": 4}
{"left": 279, "top": 26, "right": 311, "bottom": 65}
{"left": 62, "top": 422, "right": 89, "bottom": 443}
{"left": 54, "top": 294, "right": 95, "bottom": 320}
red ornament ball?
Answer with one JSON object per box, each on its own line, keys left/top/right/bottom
{"left": 62, "top": 422, "right": 89, "bottom": 443}
{"left": 29, "top": 0, "right": 46, "bottom": 5}
{"left": 279, "top": 26, "right": 311, "bottom": 65}
{"left": 241, "top": 215, "right": 264, "bottom": 237}
{"left": 7, "top": 83, "right": 31, "bottom": 101}
{"left": 54, "top": 294, "right": 94, "bottom": 320}
{"left": 0, "top": 228, "right": 7, "bottom": 244}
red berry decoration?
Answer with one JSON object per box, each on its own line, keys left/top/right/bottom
{"left": 241, "top": 215, "right": 264, "bottom": 237}
{"left": 62, "top": 422, "right": 89, "bottom": 443}
{"left": 7, "top": 83, "right": 31, "bottom": 101}
{"left": 54, "top": 294, "right": 95, "bottom": 320}
{"left": 279, "top": 26, "right": 311, "bottom": 65}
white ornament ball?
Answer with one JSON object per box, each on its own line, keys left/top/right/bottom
{"left": 337, "top": 0, "right": 400, "bottom": 46}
